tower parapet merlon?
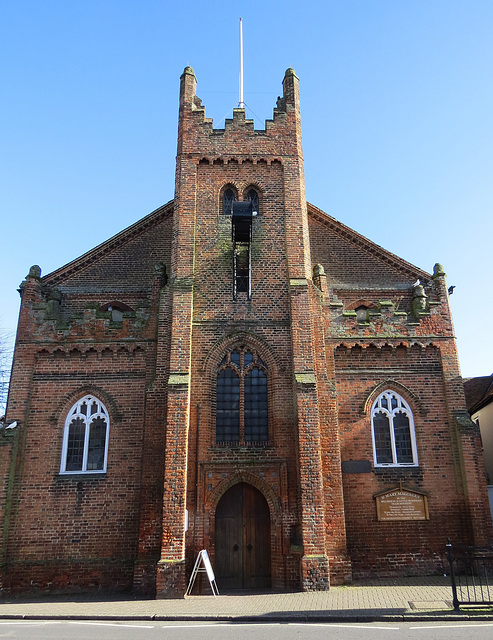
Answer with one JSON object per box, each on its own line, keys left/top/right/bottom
{"left": 179, "top": 66, "right": 300, "bottom": 137}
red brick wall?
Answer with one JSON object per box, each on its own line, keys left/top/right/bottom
{"left": 333, "top": 339, "right": 492, "bottom": 577}
{"left": 3, "top": 346, "right": 148, "bottom": 592}
{"left": 2, "top": 208, "right": 172, "bottom": 594}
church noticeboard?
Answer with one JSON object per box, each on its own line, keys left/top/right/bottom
{"left": 375, "top": 484, "right": 429, "bottom": 522}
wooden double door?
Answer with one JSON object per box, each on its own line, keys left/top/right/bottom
{"left": 215, "top": 483, "right": 271, "bottom": 590}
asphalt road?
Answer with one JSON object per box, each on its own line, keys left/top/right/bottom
{"left": 1, "top": 621, "right": 493, "bottom": 640}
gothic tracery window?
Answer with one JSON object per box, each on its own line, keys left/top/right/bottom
{"left": 216, "top": 346, "right": 268, "bottom": 445}
{"left": 371, "top": 390, "right": 417, "bottom": 467}
{"left": 60, "top": 395, "right": 110, "bottom": 474}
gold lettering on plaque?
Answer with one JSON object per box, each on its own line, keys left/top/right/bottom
{"left": 375, "top": 483, "right": 429, "bottom": 521}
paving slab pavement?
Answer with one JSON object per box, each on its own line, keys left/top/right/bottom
{"left": 1, "top": 576, "right": 492, "bottom": 622}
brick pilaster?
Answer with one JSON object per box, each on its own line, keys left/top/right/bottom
{"left": 156, "top": 69, "right": 199, "bottom": 598}
{"left": 433, "top": 266, "right": 493, "bottom": 545}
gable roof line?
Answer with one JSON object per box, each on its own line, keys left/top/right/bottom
{"left": 42, "top": 198, "right": 430, "bottom": 287}
{"left": 43, "top": 201, "right": 174, "bottom": 286}
{"left": 307, "top": 202, "right": 431, "bottom": 281}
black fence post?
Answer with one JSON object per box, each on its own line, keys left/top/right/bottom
{"left": 446, "top": 538, "right": 460, "bottom": 610}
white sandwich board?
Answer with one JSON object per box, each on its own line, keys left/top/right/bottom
{"left": 185, "top": 549, "right": 219, "bottom": 597}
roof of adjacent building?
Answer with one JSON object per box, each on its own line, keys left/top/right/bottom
{"left": 464, "top": 374, "right": 493, "bottom": 414}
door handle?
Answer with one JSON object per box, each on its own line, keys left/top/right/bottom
{"left": 247, "top": 543, "right": 253, "bottom": 551}
{"left": 233, "top": 544, "right": 239, "bottom": 551}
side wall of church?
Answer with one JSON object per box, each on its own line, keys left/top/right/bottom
{"left": 1, "top": 212, "right": 173, "bottom": 594}
{"left": 308, "top": 221, "right": 493, "bottom": 575}
{"left": 335, "top": 342, "right": 465, "bottom": 575}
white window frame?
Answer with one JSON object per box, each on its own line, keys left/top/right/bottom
{"left": 371, "top": 390, "right": 418, "bottom": 467}
{"left": 60, "top": 395, "right": 110, "bottom": 474}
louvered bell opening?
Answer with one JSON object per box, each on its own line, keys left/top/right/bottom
{"left": 232, "top": 201, "right": 253, "bottom": 243}
{"left": 232, "top": 201, "right": 253, "bottom": 300}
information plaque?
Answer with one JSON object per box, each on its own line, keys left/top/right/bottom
{"left": 375, "top": 483, "right": 429, "bottom": 521}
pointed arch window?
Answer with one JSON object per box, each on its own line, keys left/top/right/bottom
{"left": 246, "top": 188, "right": 259, "bottom": 214}
{"left": 222, "top": 188, "right": 236, "bottom": 215}
{"left": 216, "top": 347, "right": 268, "bottom": 445}
{"left": 60, "top": 395, "right": 109, "bottom": 474}
{"left": 371, "top": 391, "right": 418, "bottom": 467}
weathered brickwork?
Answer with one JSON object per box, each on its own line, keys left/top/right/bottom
{"left": 1, "top": 67, "right": 491, "bottom": 598}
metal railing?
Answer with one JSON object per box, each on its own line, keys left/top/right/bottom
{"left": 446, "top": 538, "right": 493, "bottom": 608}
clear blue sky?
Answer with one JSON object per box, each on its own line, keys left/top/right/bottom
{"left": 1, "top": 0, "right": 492, "bottom": 378}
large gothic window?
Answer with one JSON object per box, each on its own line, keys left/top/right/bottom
{"left": 216, "top": 347, "right": 268, "bottom": 445}
{"left": 60, "top": 395, "right": 110, "bottom": 474}
{"left": 371, "top": 390, "right": 418, "bottom": 467}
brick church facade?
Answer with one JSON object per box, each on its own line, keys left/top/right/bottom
{"left": 1, "top": 67, "right": 491, "bottom": 597}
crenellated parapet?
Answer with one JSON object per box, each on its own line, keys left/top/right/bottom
{"left": 177, "top": 66, "right": 303, "bottom": 159}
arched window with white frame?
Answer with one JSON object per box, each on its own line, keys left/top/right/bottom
{"left": 60, "top": 395, "right": 110, "bottom": 474}
{"left": 371, "top": 390, "right": 418, "bottom": 467}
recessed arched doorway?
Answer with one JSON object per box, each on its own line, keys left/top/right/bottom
{"left": 215, "top": 482, "right": 271, "bottom": 590}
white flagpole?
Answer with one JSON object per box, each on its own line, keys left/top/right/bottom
{"left": 239, "top": 18, "right": 245, "bottom": 108}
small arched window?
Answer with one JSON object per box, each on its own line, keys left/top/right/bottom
{"left": 371, "top": 390, "right": 417, "bottom": 467}
{"left": 60, "top": 395, "right": 110, "bottom": 474}
{"left": 246, "top": 188, "right": 259, "bottom": 214}
{"left": 100, "top": 301, "right": 133, "bottom": 322}
{"left": 216, "top": 346, "right": 268, "bottom": 445}
{"left": 222, "top": 188, "right": 236, "bottom": 215}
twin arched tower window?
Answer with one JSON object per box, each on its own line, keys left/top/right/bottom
{"left": 371, "top": 391, "right": 418, "bottom": 467}
{"left": 216, "top": 346, "right": 268, "bottom": 445}
{"left": 221, "top": 186, "right": 260, "bottom": 300}
{"left": 222, "top": 187, "right": 259, "bottom": 216}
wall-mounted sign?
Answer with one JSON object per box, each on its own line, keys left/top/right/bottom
{"left": 375, "top": 481, "right": 429, "bottom": 521}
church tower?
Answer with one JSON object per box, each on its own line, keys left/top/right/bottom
{"left": 155, "top": 67, "right": 349, "bottom": 597}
